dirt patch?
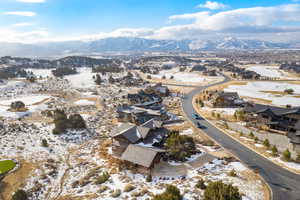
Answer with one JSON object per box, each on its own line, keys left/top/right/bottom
{"left": 1, "top": 161, "right": 35, "bottom": 200}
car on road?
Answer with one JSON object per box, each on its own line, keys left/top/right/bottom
{"left": 192, "top": 113, "right": 201, "bottom": 120}
{"left": 196, "top": 122, "right": 202, "bottom": 128}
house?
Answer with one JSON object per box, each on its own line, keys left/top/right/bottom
{"left": 244, "top": 103, "right": 300, "bottom": 152}
{"left": 145, "top": 83, "right": 170, "bottom": 97}
{"left": 207, "top": 92, "right": 244, "bottom": 108}
{"left": 117, "top": 105, "right": 165, "bottom": 125}
{"left": 121, "top": 144, "right": 165, "bottom": 173}
{"left": 110, "top": 119, "right": 168, "bottom": 172}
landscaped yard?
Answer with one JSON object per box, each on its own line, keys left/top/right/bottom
{"left": 0, "top": 160, "right": 16, "bottom": 174}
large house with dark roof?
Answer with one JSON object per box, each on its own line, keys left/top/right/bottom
{"left": 110, "top": 119, "right": 168, "bottom": 172}
{"left": 206, "top": 91, "right": 244, "bottom": 108}
{"left": 244, "top": 103, "right": 300, "bottom": 152}
{"left": 116, "top": 104, "right": 165, "bottom": 125}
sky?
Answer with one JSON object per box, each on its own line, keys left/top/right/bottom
{"left": 1, "top": 0, "right": 300, "bottom": 43}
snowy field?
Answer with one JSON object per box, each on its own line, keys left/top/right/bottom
{"left": 65, "top": 68, "right": 97, "bottom": 89}
{"left": 152, "top": 69, "right": 221, "bottom": 84}
{"left": 0, "top": 95, "right": 51, "bottom": 119}
{"left": 25, "top": 68, "right": 55, "bottom": 78}
{"left": 201, "top": 107, "right": 240, "bottom": 115}
{"left": 247, "top": 66, "right": 283, "bottom": 78}
{"left": 225, "top": 81, "right": 300, "bottom": 106}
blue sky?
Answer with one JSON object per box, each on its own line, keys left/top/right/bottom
{"left": 0, "top": 0, "right": 300, "bottom": 43}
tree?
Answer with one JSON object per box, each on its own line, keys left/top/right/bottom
{"left": 254, "top": 136, "right": 259, "bottom": 143}
{"left": 165, "top": 131, "right": 197, "bottom": 161}
{"left": 284, "top": 88, "right": 294, "bottom": 95}
{"left": 108, "top": 75, "right": 115, "bottom": 84}
{"left": 94, "top": 74, "right": 102, "bottom": 85}
{"left": 12, "top": 189, "right": 28, "bottom": 200}
{"left": 162, "top": 75, "right": 166, "bottom": 79}
{"left": 153, "top": 185, "right": 182, "bottom": 200}
{"left": 10, "top": 101, "right": 25, "bottom": 111}
{"left": 282, "top": 149, "right": 291, "bottom": 161}
{"left": 147, "top": 75, "right": 152, "bottom": 79}
{"left": 249, "top": 132, "right": 254, "bottom": 138}
{"left": 146, "top": 174, "right": 152, "bottom": 182}
{"left": 170, "top": 75, "right": 174, "bottom": 79}
{"left": 68, "top": 114, "right": 86, "bottom": 129}
{"left": 41, "top": 139, "right": 48, "bottom": 147}
{"left": 196, "top": 179, "right": 206, "bottom": 189}
{"left": 271, "top": 145, "right": 278, "bottom": 156}
{"left": 263, "top": 139, "right": 270, "bottom": 148}
{"left": 204, "top": 181, "right": 241, "bottom": 200}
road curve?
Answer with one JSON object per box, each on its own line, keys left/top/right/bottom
{"left": 181, "top": 75, "right": 300, "bottom": 200}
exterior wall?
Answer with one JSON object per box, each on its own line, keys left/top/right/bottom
{"left": 112, "top": 137, "right": 130, "bottom": 157}
{"left": 228, "top": 122, "right": 299, "bottom": 159}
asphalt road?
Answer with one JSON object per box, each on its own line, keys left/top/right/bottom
{"left": 181, "top": 75, "right": 300, "bottom": 200}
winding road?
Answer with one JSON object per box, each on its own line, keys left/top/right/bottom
{"left": 181, "top": 75, "right": 300, "bottom": 200}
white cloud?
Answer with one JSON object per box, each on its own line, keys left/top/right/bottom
{"left": 16, "top": 0, "right": 45, "bottom": 3}
{"left": 12, "top": 22, "right": 34, "bottom": 27}
{"left": 0, "top": 28, "right": 48, "bottom": 43}
{"left": 3, "top": 11, "right": 36, "bottom": 17}
{"left": 197, "top": 1, "right": 228, "bottom": 10}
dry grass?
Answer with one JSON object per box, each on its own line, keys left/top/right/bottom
{"left": 1, "top": 161, "right": 35, "bottom": 200}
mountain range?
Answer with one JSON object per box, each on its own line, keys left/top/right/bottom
{"left": 0, "top": 37, "right": 299, "bottom": 57}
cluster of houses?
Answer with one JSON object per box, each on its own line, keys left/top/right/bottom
{"left": 111, "top": 83, "right": 172, "bottom": 172}
{"left": 222, "top": 64, "right": 261, "bottom": 79}
{"left": 201, "top": 89, "right": 300, "bottom": 154}
{"left": 201, "top": 90, "right": 245, "bottom": 108}
{"left": 191, "top": 65, "right": 218, "bottom": 76}
{"left": 280, "top": 63, "right": 300, "bottom": 75}
{"left": 244, "top": 103, "right": 300, "bottom": 152}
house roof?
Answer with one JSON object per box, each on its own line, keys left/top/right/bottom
{"left": 244, "top": 103, "right": 300, "bottom": 116}
{"left": 141, "top": 118, "right": 163, "bottom": 129}
{"left": 121, "top": 144, "right": 162, "bottom": 168}
{"left": 111, "top": 124, "right": 141, "bottom": 143}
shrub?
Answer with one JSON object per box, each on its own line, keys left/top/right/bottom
{"left": 10, "top": 101, "right": 25, "bottom": 111}
{"left": 124, "top": 184, "right": 135, "bottom": 192}
{"left": 147, "top": 75, "right": 152, "bottom": 79}
{"left": 263, "top": 139, "right": 270, "bottom": 148}
{"left": 204, "top": 181, "right": 241, "bottom": 200}
{"left": 195, "top": 179, "right": 206, "bottom": 190}
{"left": 162, "top": 75, "right": 166, "bottom": 79}
{"left": 68, "top": 114, "right": 86, "bottom": 129}
{"left": 111, "top": 189, "right": 121, "bottom": 198}
{"left": 95, "top": 172, "right": 110, "bottom": 184}
{"left": 296, "top": 153, "right": 300, "bottom": 163}
{"left": 282, "top": 149, "right": 291, "bottom": 161}
{"left": 165, "top": 131, "right": 197, "bottom": 161}
{"left": 284, "top": 88, "right": 294, "bottom": 94}
{"left": 12, "top": 189, "right": 28, "bottom": 200}
{"left": 146, "top": 174, "right": 152, "bottom": 182}
{"left": 249, "top": 132, "right": 254, "bottom": 138}
{"left": 99, "top": 185, "right": 108, "bottom": 193}
{"left": 271, "top": 145, "right": 278, "bottom": 156}
{"left": 94, "top": 74, "right": 102, "bottom": 85}
{"left": 41, "top": 139, "right": 48, "bottom": 147}
{"left": 170, "top": 75, "right": 174, "bottom": 79}
{"left": 228, "top": 169, "right": 237, "bottom": 177}
{"left": 153, "top": 185, "right": 182, "bottom": 200}
{"left": 254, "top": 137, "right": 259, "bottom": 143}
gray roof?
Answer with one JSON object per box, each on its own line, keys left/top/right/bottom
{"left": 121, "top": 144, "right": 161, "bottom": 168}
{"left": 142, "top": 118, "right": 163, "bottom": 129}
{"left": 244, "top": 103, "right": 300, "bottom": 116}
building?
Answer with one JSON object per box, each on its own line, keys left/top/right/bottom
{"left": 110, "top": 119, "right": 168, "bottom": 172}
{"left": 117, "top": 105, "right": 165, "bottom": 125}
{"left": 207, "top": 91, "right": 244, "bottom": 108}
{"left": 244, "top": 103, "right": 300, "bottom": 153}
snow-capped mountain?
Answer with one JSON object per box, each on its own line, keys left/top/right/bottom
{"left": 0, "top": 37, "right": 294, "bottom": 57}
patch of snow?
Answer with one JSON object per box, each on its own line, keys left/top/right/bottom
{"left": 74, "top": 99, "right": 95, "bottom": 106}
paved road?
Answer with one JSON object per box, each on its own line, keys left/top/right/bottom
{"left": 181, "top": 75, "right": 300, "bottom": 200}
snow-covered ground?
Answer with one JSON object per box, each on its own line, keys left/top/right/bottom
{"left": 201, "top": 106, "right": 240, "bottom": 115}
{"left": 225, "top": 81, "right": 300, "bottom": 106}
{"left": 152, "top": 68, "right": 221, "bottom": 84}
{"left": 74, "top": 99, "right": 95, "bottom": 106}
{"left": 25, "top": 68, "right": 55, "bottom": 78}
{"left": 247, "top": 66, "right": 283, "bottom": 78}
{"left": 271, "top": 157, "right": 300, "bottom": 171}
{"left": 65, "top": 68, "right": 97, "bottom": 89}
